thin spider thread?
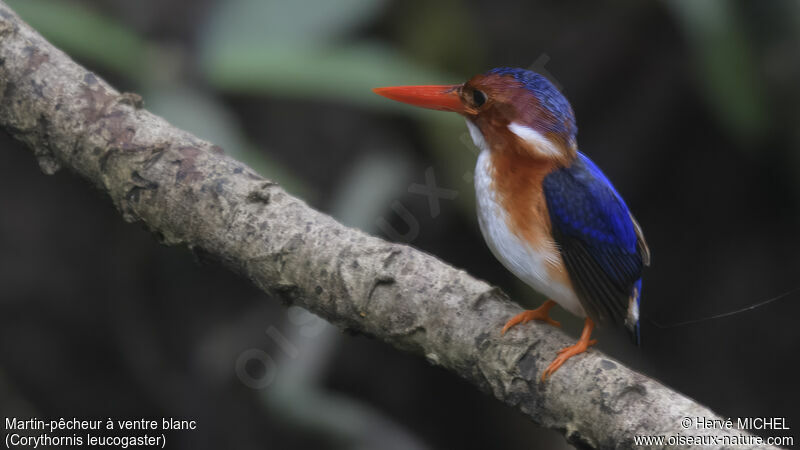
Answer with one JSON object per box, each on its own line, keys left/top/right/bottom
{"left": 647, "top": 286, "right": 799, "bottom": 329}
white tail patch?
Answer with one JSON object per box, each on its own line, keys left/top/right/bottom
{"left": 508, "top": 122, "right": 562, "bottom": 157}
{"left": 626, "top": 286, "right": 640, "bottom": 330}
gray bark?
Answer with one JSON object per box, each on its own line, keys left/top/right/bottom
{"left": 0, "top": 3, "right": 778, "bottom": 449}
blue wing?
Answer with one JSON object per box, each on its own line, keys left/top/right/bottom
{"left": 542, "top": 153, "right": 649, "bottom": 343}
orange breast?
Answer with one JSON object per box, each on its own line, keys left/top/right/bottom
{"left": 488, "top": 147, "right": 573, "bottom": 288}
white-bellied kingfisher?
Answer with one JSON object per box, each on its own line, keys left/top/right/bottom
{"left": 374, "top": 67, "right": 650, "bottom": 380}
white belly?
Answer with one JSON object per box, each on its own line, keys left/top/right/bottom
{"left": 473, "top": 149, "right": 586, "bottom": 317}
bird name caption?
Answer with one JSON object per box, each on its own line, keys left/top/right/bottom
{"left": 681, "top": 416, "right": 790, "bottom": 431}
{"left": 4, "top": 417, "right": 197, "bottom": 448}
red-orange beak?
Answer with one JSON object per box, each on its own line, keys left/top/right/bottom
{"left": 372, "top": 85, "right": 465, "bottom": 113}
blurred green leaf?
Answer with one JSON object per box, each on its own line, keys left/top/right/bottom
{"left": 203, "top": 0, "right": 388, "bottom": 48}
{"left": 200, "top": 0, "right": 456, "bottom": 108}
{"left": 394, "top": 0, "right": 486, "bottom": 75}
{"left": 668, "top": 0, "right": 769, "bottom": 141}
{"left": 6, "top": 0, "right": 151, "bottom": 79}
{"left": 202, "top": 42, "right": 456, "bottom": 107}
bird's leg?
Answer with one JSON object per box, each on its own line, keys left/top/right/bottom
{"left": 501, "top": 299, "right": 561, "bottom": 335}
{"left": 541, "top": 318, "right": 597, "bottom": 381}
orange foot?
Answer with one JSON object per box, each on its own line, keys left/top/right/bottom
{"left": 501, "top": 300, "right": 561, "bottom": 335}
{"left": 541, "top": 318, "right": 597, "bottom": 381}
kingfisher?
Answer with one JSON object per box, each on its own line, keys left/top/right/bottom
{"left": 374, "top": 67, "right": 650, "bottom": 380}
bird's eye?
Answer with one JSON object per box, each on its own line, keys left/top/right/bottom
{"left": 472, "top": 89, "right": 487, "bottom": 107}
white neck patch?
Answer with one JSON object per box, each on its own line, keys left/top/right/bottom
{"left": 465, "top": 119, "right": 489, "bottom": 153}
{"left": 507, "top": 122, "right": 562, "bottom": 157}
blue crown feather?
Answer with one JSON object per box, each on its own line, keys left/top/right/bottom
{"left": 487, "top": 67, "right": 577, "bottom": 139}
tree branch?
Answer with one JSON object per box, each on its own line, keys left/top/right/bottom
{"left": 0, "top": 4, "right": 776, "bottom": 449}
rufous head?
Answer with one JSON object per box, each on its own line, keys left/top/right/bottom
{"left": 374, "top": 67, "right": 578, "bottom": 164}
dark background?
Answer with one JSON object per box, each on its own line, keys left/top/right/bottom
{"left": 1, "top": 0, "right": 798, "bottom": 448}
